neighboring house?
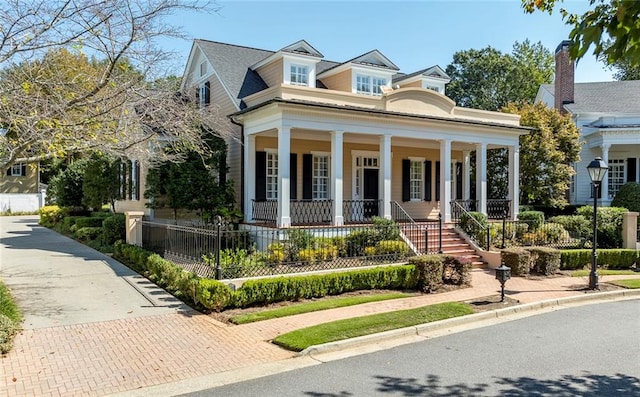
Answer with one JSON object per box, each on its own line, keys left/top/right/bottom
{"left": 134, "top": 39, "right": 529, "bottom": 227}
{"left": 0, "top": 162, "right": 46, "bottom": 212}
{"left": 536, "top": 40, "right": 640, "bottom": 206}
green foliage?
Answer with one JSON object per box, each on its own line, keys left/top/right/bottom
{"left": 47, "top": 159, "right": 88, "bottom": 207}
{"left": 560, "top": 249, "right": 640, "bottom": 270}
{"left": 443, "top": 256, "right": 473, "bottom": 286}
{"left": 459, "top": 211, "right": 488, "bottom": 244}
{"left": 39, "top": 205, "right": 66, "bottom": 227}
{"left": 501, "top": 247, "right": 531, "bottom": 276}
{"left": 504, "top": 103, "right": 581, "bottom": 208}
{"left": 517, "top": 211, "right": 545, "bottom": 230}
{"left": 101, "top": 214, "right": 125, "bottom": 245}
{"left": 0, "top": 314, "right": 18, "bottom": 354}
{"left": 523, "top": 0, "right": 640, "bottom": 66}
{"left": 611, "top": 182, "right": 640, "bottom": 212}
{"left": 82, "top": 153, "right": 122, "bottom": 212}
{"left": 113, "top": 241, "right": 152, "bottom": 273}
{"left": 0, "top": 281, "right": 22, "bottom": 354}
{"left": 577, "top": 206, "right": 627, "bottom": 248}
{"left": 375, "top": 240, "right": 411, "bottom": 257}
{"left": 409, "top": 255, "right": 444, "bottom": 293}
{"left": 75, "top": 226, "right": 103, "bottom": 242}
{"left": 203, "top": 248, "right": 258, "bottom": 279}
{"left": 527, "top": 247, "right": 561, "bottom": 275}
{"left": 74, "top": 216, "right": 104, "bottom": 228}
{"left": 196, "top": 279, "right": 233, "bottom": 312}
{"left": 549, "top": 215, "right": 591, "bottom": 240}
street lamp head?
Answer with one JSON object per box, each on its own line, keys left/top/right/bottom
{"left": 587, "top": 157, "right": 608, "bottom": 183}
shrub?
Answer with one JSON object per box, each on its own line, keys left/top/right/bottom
{"left": 0, "top": 314, "right": 18, "bottom": 354}
{"left": 101, "top": 214, "right": 125, "bottom": 245}
{"left": 459, "top": 212, "right": 488, "bottom": 242}
{"left": 443, "top": 256, "right": 472, "bottom": 286}
{"left": 375, "top": 240, "right": 411, "bottom": 258}
{"left": 561, "top": 249, "right": 640, "bottom": 270}
{"left": 75, "top": 227, "right": 103, "bottom": 242}
{"left": 204, "top": 248, "right": 254, "bottom": 279}
{"left": 298, "top": 248, "right": 317, "bottom": 264}
{"left": 577, "top": 206, "right": 627, "bottom": 248}
{"left": 548, "top": 215, "right": 591, "bottom": 240}
{"left": 266, "top": 242, "right": 285, "bottom": 264}
{"left": 611, "top": 182, "right": 640, "bottom": 212}
{"left": 408, "top": 255, "right": 444, "bottom": 293}
{"left": 527, "top": 247, "right": 561, "bottom": 275}
{"left": 196, "top": 279, "right": 233, "bottom": 311}
{"left": 501, "top": 247, "right": 531, "bottom": 276}
{"left": 517, "top": 211, "right": 545, "bottom": 230}
{"left": 39, "top": 205, "right": 65, "bottom": 227}
{"left": 113, "top": 242, "right": 152, "bottom": 273}
{"left": 345, "top": 230, "right": 378, "bottom": 256}
{"left": 74, "top": 216, "right": 104, "bottom": 228}
{"left": 372, "top": 216, "right": 401, "bottom": 241}
{"left": 538, "top": 223, "right": 571, "bottom": 244}
{"left": 364, "top": 246, "right": 377, "bottom": 256}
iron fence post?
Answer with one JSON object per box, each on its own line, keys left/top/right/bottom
{"left": 438, "top": 212, "right": 442, "bottom": 254}
{"left": 215, "top": 216, "right": 222, "bottom": 280}
{"left": 424, "top": 228, "right": 429, "bottom": 254}
{"left": 502, "top": 216, "right": 506, "bottom": 249}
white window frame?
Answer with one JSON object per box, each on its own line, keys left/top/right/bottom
{"left": 200, "top": 62, "right": 207, "bottom": 77}
{"left": 608, "top": 159, "right": 625, "bottom": 199}
{"left": 356, "top": 74, "right": 388, "bottom": 96}
{"left": 290, "top": 64, "right": 308, "bottom": 86}
{"left": 199, "top": 83, "right": 209, "bottom": 107}
{"left": 356, "top": 75, "right": 371, "bottom": 95}
{"left": 266, "top": 150, "right": 278, "bottom": 200}
{"left": 10, "top": 163, "right": 24, "bottom": 176}
{"left": 409, "top": 157, "right": 424, "bottom": 201}
{"left": 311, "top": 152, "right": 330, "bottom": 200}
{"left": 372, "top": 76, "right": 387, "bottom": 95}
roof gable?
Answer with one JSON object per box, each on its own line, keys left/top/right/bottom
{"left": 280, "top": 39, "right": 323, "bottom": 58}
{"left": 393, "top": 65, "right": 450, "bottom": 84}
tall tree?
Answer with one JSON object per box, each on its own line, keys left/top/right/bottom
{"left": 503, "top": 103, "right": 581, "bottom": 208}
{"left": 608, "top": 58, "right": 640, "bottom": 80}
{"left": 82, "top": 154, "right": 122, "bottom": 212}
{"left": 0, "top": 1, "right": 227, "bottom": 169}
{"left": 523, "top": 0, "right": 640, "bottom": 65}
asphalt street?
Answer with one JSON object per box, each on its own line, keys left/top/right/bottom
{"left": 180, "top": 299, "right": 640, "bottom": 397}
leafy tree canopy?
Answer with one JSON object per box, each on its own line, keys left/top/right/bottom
{"left": 503, "top": 102, "right": 581, "bottom": 208}
{"left": 523, "top": 0, "right": 640, "bottom": 66}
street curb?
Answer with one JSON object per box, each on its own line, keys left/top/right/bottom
{"left": 299, "top": 289, "right": 640, "bottom": 356}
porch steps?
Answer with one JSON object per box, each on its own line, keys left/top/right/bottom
{"left": 402, "top": 223, "right": 487, "bottom": 269}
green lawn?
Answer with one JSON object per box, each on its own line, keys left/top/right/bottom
{"left": 571, "top": 269, "right": 638, "bottom": 277}
{"left": 230, "top": 292, "right": 413, "bottom": 324}
{"left": 273, "top": 301, "right": 473, "bottom": 352}
{"left": 609, "top": 279, "right": 640, "bottom": 289}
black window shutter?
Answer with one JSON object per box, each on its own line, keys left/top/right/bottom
{"left": 121, "top": 161, "right": 127, "bottom": 199}
{"left": 302, "top": 154, "right": 312, "bottom": 200}
{"left": 255, "top": 151, "right": 266, "bottom": 201}
{"left": 218, "top": 151, "right": 227, "bottom": 185}
{"left": 455, "top": 162, "right": 463, "bottom": 200}
{"left": 628, "top": 158, "right": 637, "bottom": 182}
{"left": 204, "top": 81, "right": 211, "bottom": 105}
{"left": 401, "top": 159, "right": 410, "bottom": 202}
{"left": 424, "top": 160, "right": 432, "bottom": 201}
{"left": 127, "top": 160, "right": 133, "bottom": 200}
{"left": 134, "top": 161, "right": 141, "bottom": 200}
{"left": 290, "top": 153, "right": 297, "bottom": 199}
{"left": 21, "top": 164, "right": 26, "bottom": 176}
{"left": 6, "top": 167, "right": 11, "bottom": 176}
{"left": 435, "top": 161, "right": 441, "bottom": 201}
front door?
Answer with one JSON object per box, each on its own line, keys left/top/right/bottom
{"left": 363, "top": 168, "right": 379, "bottom": 218}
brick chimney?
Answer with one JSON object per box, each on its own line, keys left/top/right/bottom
{"left": 554, "top": 40, "right": 575, "bottom": 113}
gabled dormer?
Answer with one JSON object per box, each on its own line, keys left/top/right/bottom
{"left": 251, "top": 40, "right": 323, "bottom": 88}
{"left": 393, "top": 66, "right": 450, "bottom": 95}
{"left": 181, "top": 42, "right": 215, "bottom": 108}
{"left": 318, "top": 50, "right": 398, "bottom": 96}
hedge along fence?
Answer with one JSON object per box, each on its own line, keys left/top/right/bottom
{"left": 113, "top": 242, "right": 472, "bottom": 312}
{"left": 560, "top": 249, "right": 640, "bottom": 270}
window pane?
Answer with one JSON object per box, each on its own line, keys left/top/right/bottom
{"left": 608, "top": 159, "right": 625, "bottom": 199}
{"left": 267, "top": 153, "right": 278, "bottom": 199}
{"left": 372, "top": 77, "right": 386, "bottom": 95}
{"left": 312, "top": 155, "right": 329, "bottom": 200}
{"left": 290, "top": 65, "right": 308, "bottom": 86}
{"left": 410, "top": 161, "right": 423, "bottom": 200}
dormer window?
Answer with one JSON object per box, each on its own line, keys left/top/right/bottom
{"left": 199, "top": 81, "right": 210, "bottom": 107}
{"left": 200, "top": 62, "right": 207, "bottom": 77}
{"left": 425, "top": 85, "right": 440, "bottom": 93}
{"left": 290, "top": 65, "right": 308, "bottom": 86}
{"left": 356, "top": 75, "right": 387, "bottom": 96}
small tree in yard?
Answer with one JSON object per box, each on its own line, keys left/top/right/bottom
{"left": 611, "top": 182, "right": 640, "bottom": 213}
{"left": 82, "top": 154, "right": 122, "bottom": 212}
{"left": 47, "top": 158, "right": 88, "bottom": 207}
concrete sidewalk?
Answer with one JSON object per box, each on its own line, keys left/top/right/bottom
{"left": 1, "top": 216, "right": 639, "bottom": 396}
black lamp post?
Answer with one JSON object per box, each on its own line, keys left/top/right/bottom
{"left": 586, "top": 157, "right": 608, "bottom": 290}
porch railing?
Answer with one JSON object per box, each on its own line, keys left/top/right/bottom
{"left": 451, "top": 200, "right": 477, "bottom": 220}
{"left": 391, "top": 201, "right": 442, "bottom": 255}
{"left": 487, "top": 199, "right": 511, "bottom": 219}
{"left": 252, "top": 200, "right": 277, "bottom": 224}
{"left": 451, "top": 200, "right": 490, "bottom": 250}
{"left": 342, "top": 199, "right": 381, "bottom": 224}
{"left": 252, "top": 199, "right": 333, "bottom": 226}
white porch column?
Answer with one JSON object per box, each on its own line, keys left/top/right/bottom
{"left": 277, "top": 125, "right": 291, "bottom": 227}
{"left": 440, "top": 140, "right": 452, "bottom": 222}
{"left": 244, "top": 134, "right": 256, "bottom": 223}
{"left": 380, "top": 134, "right": 392, "bottom": 219}
{"left": 463, "top": 150, "right": 471, "bottom": 201}
{"left": 331, "top": 130, "right": 344, "bottom": 226}
{"left": 508, "top": 145, "right": 520, "bottom": 220}
{"left": 476, "top": 143, "right": 487, "bottom": 214}
{"left": 601, "top": 143, "right": 611, "bottom": 201}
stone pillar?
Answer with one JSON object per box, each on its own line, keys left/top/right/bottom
{"left": 125, "top": 211, "right": 144, "bottom": 247}
{"left": 244, "top": 134, "right": 256, "bottom": 223}
{"left": 331, "top": 130, "right": 344, "bottom": 226}
{"left": 277, "top": 125, "right": 291, "bottom": 227}
{"left": 440, "top": 140, "right": 452, "bottom": 222}
{"left": 508, "top": 145, "right": 520, "bottom": 220}
{"left": 476, "top": 143, "right": 487, "bottom": 214}
{"left": 601, "top": 143, "right": 610, "bottom": 201}
{"left": 621, "top": 212, "right": 639, "bottom": 249}
{"left": 380, "top": 134, "right": 392, "bottom": 219}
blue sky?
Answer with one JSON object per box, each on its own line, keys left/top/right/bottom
{"left": 162, "top": 0, "right": 614, "bottom": 83}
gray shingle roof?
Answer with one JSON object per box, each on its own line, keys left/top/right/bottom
{"left": 542, "top": 80, "right": 640, "bottom": 114}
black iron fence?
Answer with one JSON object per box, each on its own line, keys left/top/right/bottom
{"left": 342, "top": 200, "right": 381, "bottom": 224}
{"left": 390, "top": 201, "right": 442, "bottom": 254}
{"left": 487, "top": 199, "right": 511, "bottom": 219}
{"left": 141, "top": 219, "right": 420, "bottom": 280}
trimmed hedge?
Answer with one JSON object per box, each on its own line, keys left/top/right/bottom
{"left": 74, "top": 216, "right": 104, "bottom": 228}
{"left": 517, "top": 211, "right": 545, "bottom": 230}
{"left": 101, "top": 214, "right": 125, "bottom": 245}
{"left": 501, "top": 248, "right": 531, "bottom": 276}
{"left": 39, "top": 205, "right": 66, "bottom": 227}
{"left": 560, "top": 249, "right": 640, "bottom": 270}
{"left": 528, "top": 247, "right": 561, "bottom": 275}
{"left": 410, "top": 255, "right": 444, "bottom": 293}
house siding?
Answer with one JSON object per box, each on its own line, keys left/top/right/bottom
{"left": 0, "top": 164, "right": 38, "bottom": 193}
{"left": 399, "top": 80, "right": 422, "bottom": 89}
{"left": 255, "top": 59, "right": 283, "bottom": 88}
{"left": 320, "top": 69, "right": 352, "bottom": 93}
